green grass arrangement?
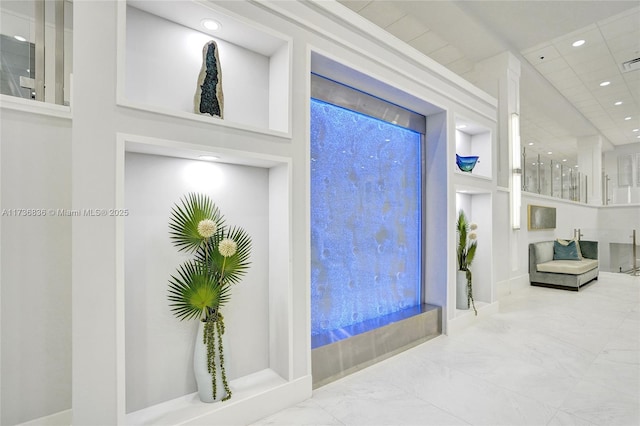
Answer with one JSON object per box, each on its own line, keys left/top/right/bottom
{"left": 456, "top": 210, "right": 478, "bottom": 315}
{"left": 168, "top": 193, "right": 252, "bottom": 401}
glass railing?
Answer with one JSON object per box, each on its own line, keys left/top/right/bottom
{"left": 578, "top": 228, "right": 639, "bottom": 275}
{"left": 523, "top": 151, "right": 588, "bottom": 203}
{"left": 0, "top": 0, "right": 72, "bottom": 105}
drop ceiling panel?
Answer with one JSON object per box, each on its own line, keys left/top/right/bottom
{"left": 534, "top": 57, "right": 571, "bottom": 74}
{"left": 598, "top": 10, "right": 640, "bottom": 39}
{"left": 408, "top": 31, "right": 448, "bottom": 53}
{"left": 338, "top": 1, "right": 639, "bottom": 153}
{"left": 552, "top": 25, "right": 604, "bottom": 55}
{"left": 607, "top": 33, "right": 640, "bottom": 55}
{"left": 386, "top": 15, "right": 428, "bottom": 42}
{"left": 357, "top": 1, "right": 406, "bottom": 28}
{"left": 578, "top": 67, "right": 624, "bottom": 86}
{"left": 429, "top": 45, "right": 463, "bottom": 65}
{"left": 563, "top": 44, "right": 612, "bottom": 68}
{"left": 523, "top": 44, "right": 562, "bottom": 64}
{"left": 565, "top": 89, "right": 597, "bottom": 104}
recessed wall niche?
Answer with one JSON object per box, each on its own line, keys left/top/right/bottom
{"left": 122, "top": 1, "right": 290, "bottom": 133}
{"left": 453, "top": 190, "right": 493, "bottom": 317}
{"left": 122, "top": 142, "right": 292, "bottom": 422}
{"left": 455, "top": 119, "right": 491, "bottom": 179}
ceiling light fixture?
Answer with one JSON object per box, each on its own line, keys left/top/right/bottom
{"left": 14, "top": 35, "right": 26, "bottom": 42}
{"left": 456, "top": 124, "right": 467, "bottom": 129}
{"left": 528, "top": 142, "right": 534, "bottom": 146}
{"left": 572, "top": 39, "right": 585, "bottom": 47}
{"left": 547, "top": 151, "right": 553, "bottom": 155}
{"left": 201, "top": 19, "right": 221, "bottom": 31}
{"left": 633, "top": 129, "right": 639, "bottom": 132}
{"left": 625, "top": 116, "right": 632, "bottom": 121}
{"left": 599, "top": 81, "right": 611, "bottom": 87}
{"left": 614, "top": 101, "right": 623, "bottom": 106}
{"left": 562, "top": 159, "right": 567, "bottom": 162}
{"left": 198, "top": 155, "right": 219, "bottom": 161}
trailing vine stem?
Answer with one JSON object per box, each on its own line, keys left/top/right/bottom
{"left": 465, "top": 269, "right": 478, "bottom": 315}
{"left": 216, "top": 318, "right": 232, "bottom": 401}
{"left": 203, "top": 312, "right": 230, "bottom": 401}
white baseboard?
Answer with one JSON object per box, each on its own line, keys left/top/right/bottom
{"left": 446, "top": 300, "right": 500, "bottom": 335}
{"left": 17, "top": 409, "right": 71, "bottom": 426}
{"left": 497, "top": 274, "right": 529, "bottom": 300}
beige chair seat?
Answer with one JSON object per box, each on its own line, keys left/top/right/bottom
{"left": 537, "top": 259, "right": 598, "bottom": 275}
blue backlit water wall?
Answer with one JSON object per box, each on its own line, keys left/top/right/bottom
{"left": 310, "top": 98, "right": 422, "bottom": 343}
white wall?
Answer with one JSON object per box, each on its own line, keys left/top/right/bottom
{"left": 0, "top": 109, "right": 72, "bottom": 425}
{"left": 493, "top": 190, "right": 513, "bottom": 297}
{"left": 520, "top": 192, "right": 599, "bottom": 269}
{"left": 0, "top": 0, "right": 504, "bottom": 423}
{"left": 603, "top": 143, "right": 640, "bottom": 204}
{"left": 597, "top": 204, "right": 640, "bottom": 272}
{"left": 125, "top": 6, "right": 269, "bottom": 128}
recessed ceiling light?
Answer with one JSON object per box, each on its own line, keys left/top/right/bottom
{"left": 562, "top": 159, "right": 567, "bottom": 162}
{"left": 614, "top": 101, "right": 623, "bottom": 106}
{"left": 633, "top": 128, "right": 639, "bottom": 132}
{"left": 599, "top": 81, "right": 611, "bottom": 87}
{"left": 547, "top": 151, "right": 553, "bottom": 155}
{"left": 624, "top": 116, "right": 632, "bottom": 121}
{"left": 528, "top": 142, "right": 534, "bottom": 146}
{"left": 13, "top": 35, "right": 26, "bottom": 42}
{"left": 198, "top": 155, "right": 219, "bottom": 161}
{"left": 572, "top": 39, "right": 585, "bottom": 47}
{"left": 201, "top": 19, "right": 221, "bottom": 31}
{"left": 456, "top": 124, "right": 467, "bottom": 129}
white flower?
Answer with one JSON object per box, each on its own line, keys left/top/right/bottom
{"left": 197, "top": 219, "right": 217, "bottom": 238}
{"left": 218, "top": 238, "right": 237, "bottom": 257}
{"left": 470, "top": 223, "right": 478, "bottom": 231}
{"left": 469, "top": 232, "right": 477, "bottom": 240}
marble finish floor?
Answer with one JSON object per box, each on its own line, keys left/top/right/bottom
{"left": 252, "top": 273, "right": 640, "bottom": 426}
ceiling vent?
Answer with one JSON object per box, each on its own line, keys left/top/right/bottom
{"left": 620, "top": 57, "right": 640, "bottom": 73}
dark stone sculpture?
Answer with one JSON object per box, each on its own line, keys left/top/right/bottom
{"left": 195, "top": 40, "right": 224, "bottom": 118}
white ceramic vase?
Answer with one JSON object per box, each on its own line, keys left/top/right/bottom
{"left": 456, "top": 270, "right": 469, "bottom": 310}
{"left": 194, "top": 320, "right": 228, "bottom": 403}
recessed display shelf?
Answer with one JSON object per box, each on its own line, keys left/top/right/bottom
{"left": 117, "top": 133, "right": 302, "bottom": 423}
{"left": 451, "top": 189, "right": 495, "bottom": 329}
{"left": 119, "top": 0, "right": 291, "bottom": 135}
{"left": 454, "top": 118, "right": 492, "bottom": 180}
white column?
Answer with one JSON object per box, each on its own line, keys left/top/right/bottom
{"left": 577, "top": 135, "right": 603, "bottom": 206}
{"left": 468, "top": 52, "right": 521, "bottom": 189}
{"left": 72, "top": 1, "right": 119, "bottom": 424}
{"left": 468, "top": 52, "right": 523, "bottom": 285}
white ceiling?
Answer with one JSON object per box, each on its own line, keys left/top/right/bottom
{"left": 338, "top": 0, "right": 640, "bottom": 165}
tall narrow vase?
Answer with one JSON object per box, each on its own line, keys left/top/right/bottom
{"left": 194, "top": 320, "right": 228, "bottom": 403}
{"left": 456, "top": 270, "right": 469, "bottom": 310}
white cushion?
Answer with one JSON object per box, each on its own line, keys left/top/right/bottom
{"left": 537, "top": 259, "right": 598, "bottom": 275}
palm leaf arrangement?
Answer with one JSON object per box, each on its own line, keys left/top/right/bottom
{"left": 456, "top": 210, "right": 478, "bottom": 315}
{"left": 168, "top": 193, "right": 252, "bottom": 401}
